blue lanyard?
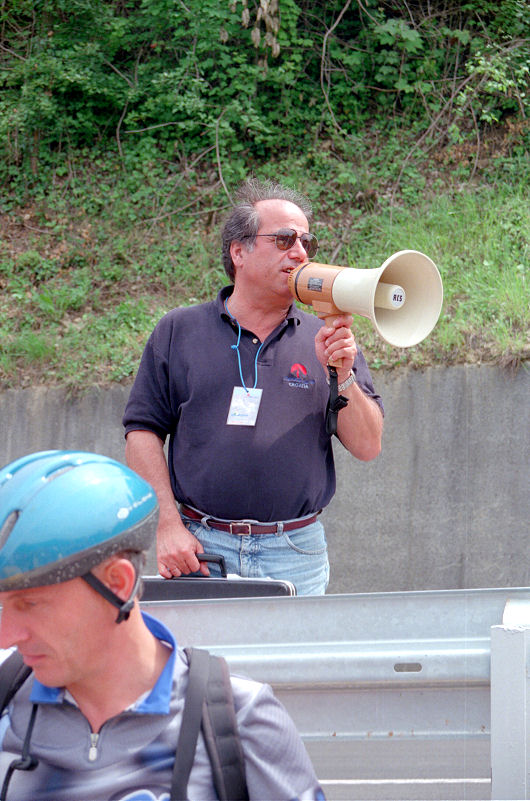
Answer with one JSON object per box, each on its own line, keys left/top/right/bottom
{"left": 224, "top": 300, "right": 264, "bottom": 393}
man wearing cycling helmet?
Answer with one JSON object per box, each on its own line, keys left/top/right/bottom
{"left": 0, "top": 450, "right": 323, "bottom": 801}
{"left": 123, "top": 177, "right": 384, "bottom": 595}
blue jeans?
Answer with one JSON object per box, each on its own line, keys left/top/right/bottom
{"left": 184, "top": 518, "right": 329, "bottom": 596}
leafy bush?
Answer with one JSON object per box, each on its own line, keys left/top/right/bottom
{"left": 1, "top": 0, "right": 528, "bottom": 181}
{"left": 1, "top": 1, "right": 528, "bottom": 388}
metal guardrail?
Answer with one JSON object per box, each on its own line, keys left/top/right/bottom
{"left": 142, "top": 587, "right": 530, "bottom": 801}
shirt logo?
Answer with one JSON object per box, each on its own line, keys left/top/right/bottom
{"left": 283, "top": 363, "right": 315, "bottom": 390}
{"left": 290, "top": 363, "right": 307, "bottom": 379}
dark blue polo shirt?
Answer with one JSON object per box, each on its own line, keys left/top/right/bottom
{"left": 123, "top": 287, "right": 383, "bottom": 522}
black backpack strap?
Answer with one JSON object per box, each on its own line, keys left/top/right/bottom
{"left": 0, "top": 651, "right": 37, "bottom": 801}
{"left": 171, "top": 648, "right": 248, "bottom": 801}
{"left": 171, "top": 647, "right": 210, "bottom": 801}
{"left": 201, "top": 652, "right": 248, "bottom": 801}
{"left": 0, "top": 652, "right": 32, "bottom": 714}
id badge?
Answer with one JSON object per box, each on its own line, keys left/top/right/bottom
{"left": 227, "top": 386, "right": 263, "bottom": 426}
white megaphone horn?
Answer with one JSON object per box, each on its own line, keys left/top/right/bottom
{"left": 288, "top": 250, "right": 443, "bottom": 352}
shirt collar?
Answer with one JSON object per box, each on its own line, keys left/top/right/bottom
{"left": 217, "top": 286, "right": 301, "bottom": 327}
{"left": 30, "top": 611, "right": 177, "bottom": 715}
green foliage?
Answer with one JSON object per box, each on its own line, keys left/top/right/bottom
{"left": 0, "top": 0, "right": 528, "bottom": 387}
{"left": 457, "top": 44, "right": 530, "bottom": 125}
{"left": 1, "top": 137, "right": 528, "bottom": 389}
{"left": 1, "top": 0, "right": 528, "bottom": 180}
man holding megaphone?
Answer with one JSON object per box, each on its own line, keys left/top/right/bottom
{"left": 123, "top": 177, "right": 384, "bottom": 595}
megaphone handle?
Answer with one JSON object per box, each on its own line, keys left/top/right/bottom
{"left": 319, "top": 312, "right": 343, "bottom": 368}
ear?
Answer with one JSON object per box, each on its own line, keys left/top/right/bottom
{"left": 95, "top": 557, "right": 136, "bottom": 603}
{"left": 230, "top": 240, "right": 246, "bottom": 273}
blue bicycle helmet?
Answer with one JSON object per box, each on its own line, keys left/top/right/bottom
{"left": 0, "top": 451, "right": 158, "bottom": 621}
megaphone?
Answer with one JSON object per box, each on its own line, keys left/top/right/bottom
{"left": 288, "top": 249, "right": 443, "bottom": 350}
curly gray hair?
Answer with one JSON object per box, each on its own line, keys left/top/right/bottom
{"left": 221, "top": 178, "right": 313, "bottom": 282}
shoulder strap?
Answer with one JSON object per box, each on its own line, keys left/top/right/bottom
{"left": 0, "top": 651, "right": 32, "bottom": 714}
{"left": 200, "top": 651, "right": 249, "bottom": 801}
{"left": 171, "top": 648, "right": 248, "bottom": 801}
{"left": 171, "top": 647, "right": 210, "bottom": 801}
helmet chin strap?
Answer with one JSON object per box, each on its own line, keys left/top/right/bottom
{"left": 82, "top": 570, "right": 141, "bottom": 624}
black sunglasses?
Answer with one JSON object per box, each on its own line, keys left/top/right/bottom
{"left": 253, "top": 228, "right": 319, "bottom": 259}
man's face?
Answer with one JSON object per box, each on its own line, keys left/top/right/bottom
{"left": 0, "top": 577, "right": 109, "bottom": 689}
{"left": 231, "top": 199, "right": 311, "bottom": 303}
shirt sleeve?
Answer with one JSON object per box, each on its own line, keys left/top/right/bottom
{"left": 232, "top": 678, "right": 325, "bottom": 801}
{"left": 122, "top": 323, "right": 176, "bottom": 442}
{"left": 353, "top": 347, "right": 384, "bottom": 415}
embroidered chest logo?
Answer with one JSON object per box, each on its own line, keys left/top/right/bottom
{"left": 283, "top": 363, "right": 315, "bottom": 390}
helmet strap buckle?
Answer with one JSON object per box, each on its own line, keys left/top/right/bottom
{"left": 82, "top": 570, "right": 141, "bottom": 624}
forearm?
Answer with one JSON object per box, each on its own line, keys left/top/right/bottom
{"left": 315, "top": 315, "right": 382, "bottom": 459}
{"left": 125, "top": 430, "right": 206, "bottom": 576}
{"left": 335, "top": 379, "right": 383, "bottom": 460}
{"left": 124, "top": 430, "right": 179, "bottom": 521}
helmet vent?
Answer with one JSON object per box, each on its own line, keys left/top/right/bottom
{"left": 0, "top": 511, "right": 20, "bottom": 549}
{"left": 0, "top": 471, "right": 14, "bottom": 489}
{"left": 44, "top": 465, "right": 76, "bottom": 482}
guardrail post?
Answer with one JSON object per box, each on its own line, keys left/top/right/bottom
{"left": 490, "top": 599, "right": 530, "bottom": 800}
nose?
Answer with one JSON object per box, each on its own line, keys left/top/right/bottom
{"left": 288, "top": 236, "right": 308, "bottom": 261}
{"left": 0, "top": 610, "right": 29, "bottom": 649}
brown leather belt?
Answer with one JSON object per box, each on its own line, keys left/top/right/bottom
{"left": 180, "top": 504, "right": 318, "bottom": 536}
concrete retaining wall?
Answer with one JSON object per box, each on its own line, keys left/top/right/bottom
{"left": 1, "top": 365, "right": 528, "bottom": 593}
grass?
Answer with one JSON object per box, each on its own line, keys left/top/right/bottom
{"left": 0, "top": 138, "right": 528, "bottom": 392}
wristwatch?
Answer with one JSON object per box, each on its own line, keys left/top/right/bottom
{"left": 338, "top": 370, "right": 356, "bottom": 392}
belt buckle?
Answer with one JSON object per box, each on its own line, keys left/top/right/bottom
{"left": 230, "top": 521, "right": 252, "bottom": 535}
